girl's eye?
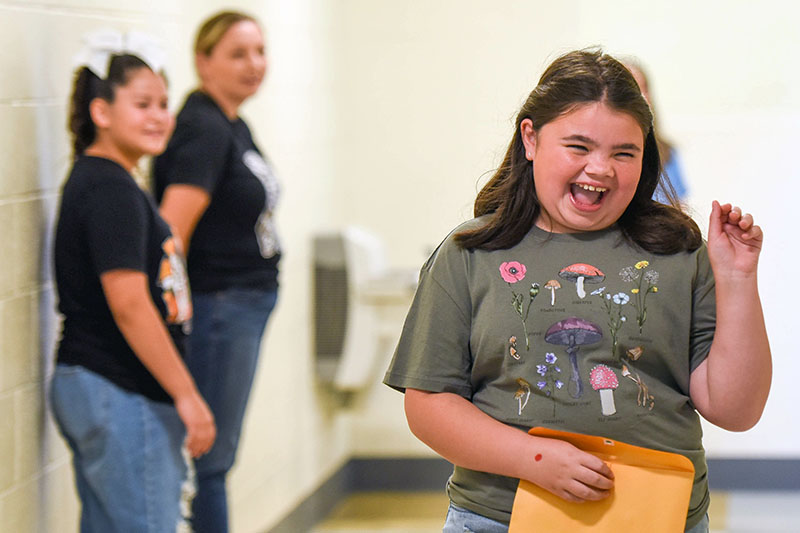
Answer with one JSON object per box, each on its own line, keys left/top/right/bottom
{"left": 567, "top": 144, "right": 589, "bottom": 152}
{"left": 615, "top": 152, "right": 635, "bottom": 159}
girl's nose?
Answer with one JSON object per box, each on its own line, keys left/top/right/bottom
{"left": 584, "top": 154, "right": 613, "bottom": 177}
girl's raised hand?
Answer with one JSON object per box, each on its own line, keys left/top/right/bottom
{"left": 528, "top": 437, "right": 615, "bottom": 503}
{"left": 707, "top": 200, "right": 763, "bottom": 279}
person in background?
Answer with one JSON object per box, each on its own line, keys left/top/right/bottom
{"left": 624, "top": 58, "right": 689, "bottom": 203}
{"left": 152, "top": 11, "right": 280, "bottom": 533}
{"left": 384, "top": 49, "right": 770, "bottom": 533}
{"left": 51, "top": 30, "right": 215, "bottom": 532}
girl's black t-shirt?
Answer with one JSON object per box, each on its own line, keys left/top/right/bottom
{"left": 152, "top": 91, "right": 281, "bottom": 293}
{"left": 54, "top": 156, "right": 192, "bottom": 403}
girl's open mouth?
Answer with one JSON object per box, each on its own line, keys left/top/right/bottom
{"left": 570, "top": 183, "right": 607, "bottom": 207}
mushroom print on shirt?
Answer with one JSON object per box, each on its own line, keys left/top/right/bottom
{"left": 243, "top": 149, "right": 281, "bottom": 259}
{"left": 499, "top": 251, "right": 671, "bottom": 420}
{"left": 544, "top": 317, "right": 602, "bottom": 399}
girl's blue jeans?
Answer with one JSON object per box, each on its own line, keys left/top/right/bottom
{"left": 186, "top": 287, "right": 277, "bottom": 533}
{"left": 442, "top": 503, "right": 710, "bottom": 532}
{"left": 50, "top": 364, "right": 187, "bottom": 533}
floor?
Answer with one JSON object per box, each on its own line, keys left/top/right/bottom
{"left": 312, "top": 490, "right": 800, "bottom": 532}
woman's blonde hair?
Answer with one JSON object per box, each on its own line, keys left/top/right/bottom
{"left": 194, "top": 11, "right": 258, "bottom": 56}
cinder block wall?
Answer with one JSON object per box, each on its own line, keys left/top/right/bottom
{"left": 0, "top": 0, "right": 78, "bottom": 529}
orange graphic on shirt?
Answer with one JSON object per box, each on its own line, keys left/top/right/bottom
{"left": 158, "top": 237, "right": 192, "bottom": 324}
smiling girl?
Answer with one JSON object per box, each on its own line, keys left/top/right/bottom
{"left": 51, "top": 35, "right": 215, "bottom": 532}
{"left": 384, "top": 49, "right": 770, "bottom": 533}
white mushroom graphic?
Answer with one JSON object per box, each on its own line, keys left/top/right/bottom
{"left": 544, "top": 279, "right": 561, "bottom": 306}
{"left": 559, "top": 263, "right": 605, "bottom": 299}
{"left": 590, "top": 364, "right": 619, "bottom": 416}
{"left": 515, "top": 378, "right": 531, "bottom": 415}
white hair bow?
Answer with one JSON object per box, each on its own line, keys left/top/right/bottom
{"left": 73, "top": 28, "right": 166, "bottom": 79}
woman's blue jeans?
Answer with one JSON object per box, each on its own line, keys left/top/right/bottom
{"left": 187, "top": 287, "right": 277, "bottom": 533}
{"left": 50, "top": 364, "right": 187, "bottom": 532}
{"left": 442, "top": 503, "right": 710, "bottom": 532}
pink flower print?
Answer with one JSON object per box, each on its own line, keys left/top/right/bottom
{"left": 500, "top": 261, "right": 539, "bottom": 351}
{"left": 499, "top": 261, "right": 526, "bottom": 284}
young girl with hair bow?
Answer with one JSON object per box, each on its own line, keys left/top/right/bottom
{"left": 50, "top": 30, "right": 215, "bottom": 532}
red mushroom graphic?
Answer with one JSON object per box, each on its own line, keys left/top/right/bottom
{"left": 590, "top": 364, "right": 619, "bottom": 416}
{"left": 559, "top": 263, "right": 605, "bottom": 299}
{"left": 544, "top": 317, "right": 603, "bottom": 399}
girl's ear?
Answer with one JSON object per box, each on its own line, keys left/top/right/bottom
{"left": 520, "top": 118, "right": 537, "bottom": 161}
{"left": 89, "top": 97, "right": 111, "bottom": 130}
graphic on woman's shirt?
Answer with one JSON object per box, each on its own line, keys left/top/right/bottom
{"left": 558, "top": 263, "right": 605, "bottom": 299}
{"left": 243, "top": 149, "right": 281, "bottom": 259}
{"left": 590, "top": 364, "right": 619, "bottom": 416}
{"left": 499, "top": 261, "right": 540, "bottom": 351}
{"left": 620, "top": 346, "right": 655, "bottom": 410}
{"left": 514, "top": 378, "right": 532, "bottom": 415}
{"left": 591, "top": 286, "right": 629, "bottom": 361}
{"left": 536, "top": 352, "right": 564, "bottom": 417}
{"left": 158, "top": 237, "right": 192, "bottom": 332}
{"left": 544, "top": 317, "right": 603, "bottom": 399}
{"left": 620, "top": 260, "right": 659, "bottom": 333}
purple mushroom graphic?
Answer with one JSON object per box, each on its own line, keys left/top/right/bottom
{"left": 590, "top": 364, "right": 619, "bottom": 416}
{"left": 558, "top": 263, "right": 605, "bottom": 299}
{"left": 545, "top": 317, "right": 603, "bottom": 399}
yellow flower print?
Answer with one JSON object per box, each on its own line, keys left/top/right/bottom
{"left": 620, "top": 260, "right": 659, "bottom": 334}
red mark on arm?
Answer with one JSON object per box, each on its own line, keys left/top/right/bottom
{"left": 534, "top": 453, "right": 542, "bottom": 462}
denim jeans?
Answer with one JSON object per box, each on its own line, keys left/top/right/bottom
{"left": 50, "top": 364, "right": 187, "bottom": 533}
{"left": 187, "top": 287, "right": 277, "bottom": 533}
{"left": 442, "top": 503, "right": 710, "bottom": 532}
{"left": 443, "top": 504, "right": 509, "bottom": 533}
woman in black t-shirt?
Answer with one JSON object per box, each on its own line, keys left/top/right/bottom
{"left": 152, "top": 12, "right": 280, "bottom": 533}
{"left": 51, "top": 38, "right": 215, "bottom": 532}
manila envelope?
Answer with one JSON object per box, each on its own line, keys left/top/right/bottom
{"left": 509, "top": 427, "right": 695, "bottom": 533}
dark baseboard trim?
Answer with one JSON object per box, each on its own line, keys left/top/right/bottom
{"left": 268, "top": 456, "right": 800, "bottom": 532}
{"left": 706, "top": 458, "right": 800, "bottom": 491}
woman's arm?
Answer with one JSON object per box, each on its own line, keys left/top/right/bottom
{"left": 690, "top": 201, "right": 771, "bottom": 431}
{"left": 101, "top": 269, "right": 216, "bottom": 457}
{"left": 405, "top": 389, "right": 614, "bottom": 503}
{"left": 159, "top": 184, "right": 211, "bottom": 252}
